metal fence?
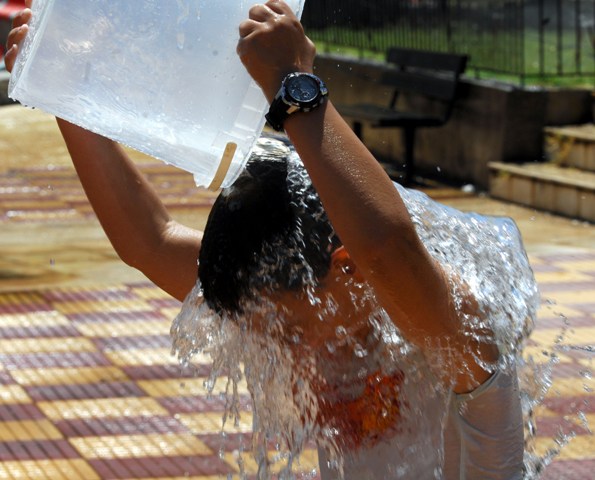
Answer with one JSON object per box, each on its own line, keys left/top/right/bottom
{"left": 301, "top": 0, "right": 595, "bottom": 84}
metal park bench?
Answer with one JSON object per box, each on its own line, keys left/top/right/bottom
{"left": 338, "top": 47, "right": 468, "bottom": 184}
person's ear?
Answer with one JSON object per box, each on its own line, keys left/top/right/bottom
{"left": 331, "top": 246, "right": 362, "bottom": 280}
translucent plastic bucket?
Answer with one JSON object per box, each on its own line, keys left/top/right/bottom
{"left": 9, "top": 0, "right": 305, "bottom": 189}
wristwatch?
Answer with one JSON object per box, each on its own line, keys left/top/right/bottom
{"left": 265, "top": 72, "right": 329, "bottom": 132}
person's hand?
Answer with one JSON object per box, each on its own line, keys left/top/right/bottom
{"left": 237, "top": 0, "right": 316, "bottom": 103}
{"left": 4, "top": 0, "right": 33, "bottom": 73}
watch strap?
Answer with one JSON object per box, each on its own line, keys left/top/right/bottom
{"left": 265, "top": 97, "right": 288, "bottom": 132}
{"left": 265, "top": 73, "right": 328, "bottom": 132}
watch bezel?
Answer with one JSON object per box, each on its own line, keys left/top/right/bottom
{"left": 280, "top": 73, "right": 328, "bottom": 111}
{"left": 265, "top": 72, "right": 329, "bottom": 132}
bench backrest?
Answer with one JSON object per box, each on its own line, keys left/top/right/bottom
{"left": 382, "top": 48, "right": 468, "bottom": 104}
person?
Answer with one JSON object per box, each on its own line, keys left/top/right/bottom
{"left": 6, "top": 1, "right": 533, "bottom": 478}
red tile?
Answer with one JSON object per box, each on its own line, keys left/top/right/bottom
{"left": 199, "top": 432, "right": 250, "bottom": 453}
{"left": 0, "top": 324, "right": 82, "bottom": 339}
{"left": 535, "top": 316, "right": 593, "bottom": 329}
{"left": 535, "top": 415, "right": 590, "bottom": 437}
{"left": 26, "top": 381, "right": 146, "bottom": 402}
{"left": 543, "top": 396, "right": 594, "bottom": 415}
{"left": 0, "top": 371, "right": 15, "bottom": 384}
{"left": 94, "top": 335, "right": 171, "bottom": 351}
{"left": 43, "top": 288, "right": 137, "bottom": 303}
{"left": 127, "top": 282, "right": 156, "bottom": 290}
{"left": 67, "top": 310, "right": 166, "bottom": 324}
{"left": 0, "top": 440, "right": 80, "bottom": 461}
{"left": 532, "top": 263, "right": 564, "bottom": 273}
{"left": 550, "top": 363, "right": 591, "bottom": 379}
{"left": 88, "top": 455, "right": 234, "bottom": 479}
{"left": 69, "top": 455, "right": 135, "bottom": 480}
{"left": 539, "top": 281, "right": 595, "bottom": 293}
{"left": 54, "top": 416, "right": 189, "bottom": 437}
{"left": 537, "top": 253, "right": 595, "bottom": 263}
{"left": 0, "top": 351, "right": 108, "bottom": 370}
{"left": 88, "top": 458, "right": 150, "bottom": 479}
{"left": 0, "top": 403, "right": 45, "bottom": 421}
{"left": 147, "top": 298, "right": 182, "bottom": 309}
{"left": 121, "top": 364, "right": 210, "bottom": 381}
{"left": 566, "top": 303, "right": 595, "bottom": 315}
{"left": 540, "top": 459, "right": 595, "bottom": 480}
{"left": 158, "top": 395, "right": 252, "bottom": 415}
{"left": 0, "top": 303, "right": 52, "bottom": 315}
{"left": 560, "top": 344, "right": 595, "bottom": 359}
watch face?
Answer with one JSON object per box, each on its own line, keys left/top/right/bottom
{"left": 286, "top": 75, "right": 319, "bottom": 104}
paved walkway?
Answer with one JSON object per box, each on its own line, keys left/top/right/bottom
{"left": 0, "top": 105, "right": 593, "bottom": 478}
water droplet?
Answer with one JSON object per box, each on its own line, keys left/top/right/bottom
{"left": 353, "top": 343, "right": 367, "bottom": 358}
{"left": 577, "top": 411, "right": 592, "bottom": 433}
{"left": 335, "top": 326, "right": 347, "bottom": 338}
{"left": 177, "top": 32, "right": 185, "bottom": 50}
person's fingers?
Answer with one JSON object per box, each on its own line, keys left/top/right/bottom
{"left": 248, "top": 3, "right": 277, "bottom": 22}
{"left": 238, "top": 19, "right": 259, "bottom": 39}
{"left": 4, "top": 44, "right": 18, "bottom": 72}
{"left": 11, "top": 8, "right": 32, "bottom": 30}
{"left": 5, "top": 8, "right": 32, "bottom": 74}
{"left": 265, "top": 0, "right": 292, "bottom": 16}
{"left": 25, "top": 0, "right": 33, "bottom": 9}
{"left": 6, "top": 24, "right": 29, "bottom": 52}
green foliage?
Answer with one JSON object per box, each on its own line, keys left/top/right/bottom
{"left": 308, "top": 25, "right": 595, "bottom": 88}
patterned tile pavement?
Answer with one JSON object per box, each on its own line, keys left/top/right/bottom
{"left": 0, "top": 163, "right": 217, "bottom": 224}
{"left": 0, "top": 160, "right": 593, "bottom": 478}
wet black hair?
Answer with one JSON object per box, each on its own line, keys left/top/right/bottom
{"left": 198, "top": 144, "right": 341, "bottom": 315}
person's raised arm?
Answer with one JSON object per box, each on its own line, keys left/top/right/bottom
{"left": 56, "top": 121, "right": 202, "bottom": 301}
{"left": 238, "top": 0, "right": 497, "bottom": 392}
{"left": 5, "top": 6, "right": 201, "bottom": 301}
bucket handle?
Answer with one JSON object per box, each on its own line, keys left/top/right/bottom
{"left": 208, "top": 142, "right": 237, "bottom": 191}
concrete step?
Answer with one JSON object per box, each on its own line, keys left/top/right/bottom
{"left": 488, "top": 161, "right": 595, "bottom": 223}
{"left": 545, "top": 124, "right": 595, "bottom": 172}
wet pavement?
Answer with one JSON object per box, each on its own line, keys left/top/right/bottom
{"left": 0, "top": 104, "right": 593, "bottom": 479}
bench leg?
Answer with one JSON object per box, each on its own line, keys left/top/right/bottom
{"left": 353, "top": 121, "right": 363, "bottom": 140}
{"left": 403, "top": 127, "right": 416, "bottom": 186}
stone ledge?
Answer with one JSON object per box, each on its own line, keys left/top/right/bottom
{"left": 544, "top": 123, "right": 595, "bottom": 172}
{"left": 545, "top": 124, "right": 595, "bottom": 143}
{"left": 489, "top": 161, "right": 595, "bottom": 189}
{"left": 489, "top": 162, "right": 595, "bottom": 223}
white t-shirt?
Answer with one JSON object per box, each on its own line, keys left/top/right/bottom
{"left": 314, "top": 180, "right": 531, "bottom": 479}
{"left": 317, "top": 365, "right": 524, "bottom": 479}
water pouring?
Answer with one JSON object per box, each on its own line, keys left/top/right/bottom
{"left": 4, "top": 1, "right": 554, "bottom": 478}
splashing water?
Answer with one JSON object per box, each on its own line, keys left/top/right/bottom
{"left": 170, "top": 139, "right": 582, "bottom": 479}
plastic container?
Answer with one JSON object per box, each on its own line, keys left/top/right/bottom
{"left": 9, "top": 0, "right": 305, "bottom": 189}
